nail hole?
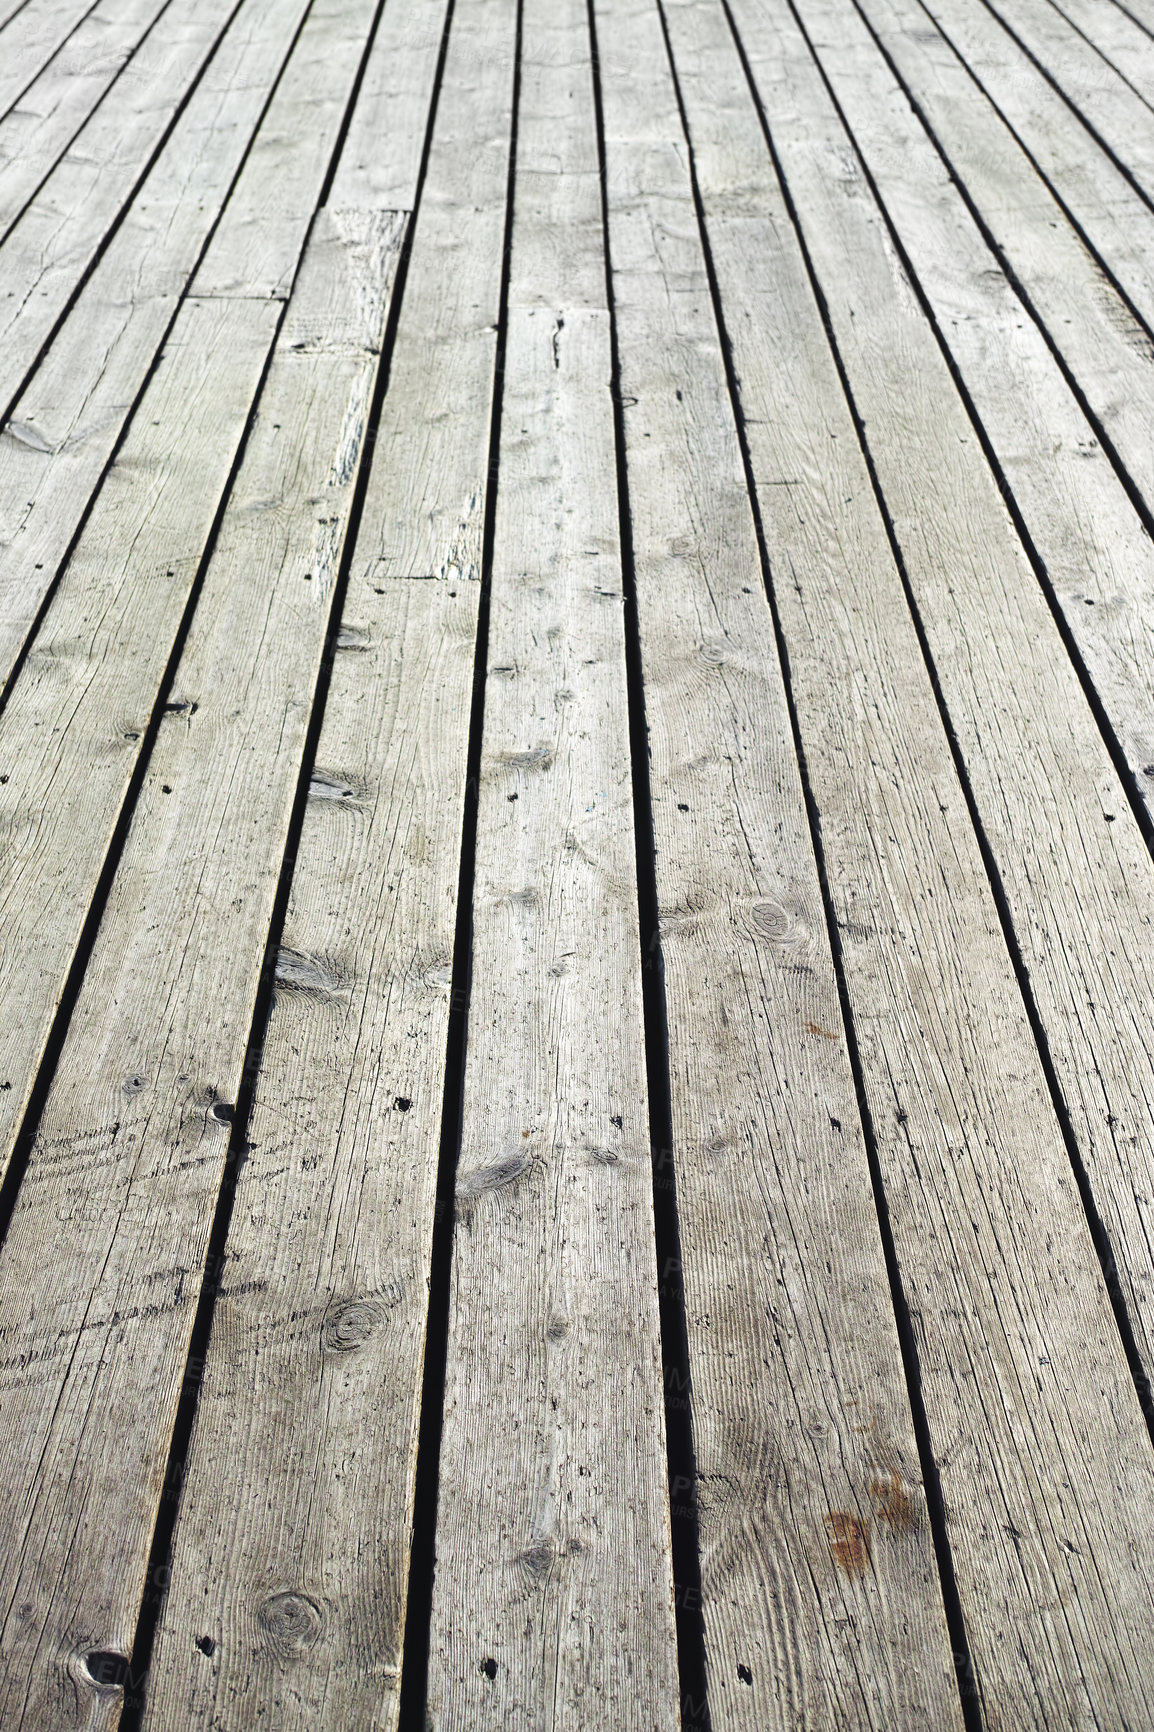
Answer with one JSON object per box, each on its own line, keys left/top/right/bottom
{"left": 211, "top": 1102, "right": 235, "bottom": 1124}
{"left": 195, "top": 1635, "right": 216, "bottom": 1658}
{"left": 481, "top": 1657, "right": 497, "bottom": 1680}
{"left": 394, "top": 1096, "right": 412, "bottom": 1112}
{"left": 738, "top": 1663, "right": 753, "bottom": 1685}
{"left": 84, "top": 1651, "right": 129, "bottom": 1689}
{"left": 677, "top": 803, "right": 689, "bottom": 812}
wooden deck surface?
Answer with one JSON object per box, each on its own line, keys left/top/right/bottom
{"left": 0, "top": 0, "right": 1153, "bottom": 1724}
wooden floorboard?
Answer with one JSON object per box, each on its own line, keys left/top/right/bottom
{"left": 0, "top": 0, "right": 1153, "bottom": 1724}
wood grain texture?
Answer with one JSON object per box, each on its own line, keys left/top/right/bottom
{"left": 850, "top": 0, "right": 1154, "bottom": 517}
{"left": 0, "top": 0, "right": 239, "bottom": 413}
{"left": 596, "top": 2, "right": 962, "bottom": 1727}
{"left": 915, "top": 0, "right": 1154, "bottom": 334}
{"left": 0, "top": 204, "right": 405, "bottom": 1732}
{"left": 665, "top": 0, "right": 1154, "bottom": 1723}
{"left": 329, "top": 0, "right": 449, "bottom": 211}
{"left": 425, "top": 0, "right": 679, "bottom": 1724}
{"left": 0, "top": 0, "right": 312, "bottom": 692}
{"left": 794, "top": 0, "right": 1154, "bottom": 830}
{"left": 1031, "top": 0, "right": 1154, "bottom": 101}
{"left": 141, "top": 0, "right": 511, "bottom": 1721}
{"left": 0, "top": 0, "right": 99, "bottom": 120}
{"left": 741, "top": 0, "right": 1154, "bottom": 1530}
{"left": 0, "top": 0, "right": 172, "bottom": 237}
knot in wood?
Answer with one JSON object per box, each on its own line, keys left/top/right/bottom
{"left": 258, "top": 1590, "right": 323, "bottom": 1649}
{"left": 321, "top": 1298, "right": 383, "bottom": 1353}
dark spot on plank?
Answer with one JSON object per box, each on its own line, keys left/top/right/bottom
{"left": 309, "top": 768, "right": 359, "bottom": 801}
{"left": 825, "top": 1511, "right": 871, "bottom": 1577}
{"left": 869, "top": 1471, "right": 917, "bottom": 1532}
{"left": 210, "top": 1102, "right": 235, "bottom": 1124}
{"left": 829, "top": 1115, "right": 842, "bottom": 1132}
{"left": 805, "top": 1021, "right": 838, "bottom": 1041}
{"left": 164, "top": 700, "right": 197, "bottom": 714}
{"left": 481, "top": 1657, "right": 498, "bottom": 1680}
{"left": 610, "top": 1114, "right": 623, "bottom": 1129}
{"left": 321, "top": 1297, "right": 385, "bottom": 1353}
{"left": 677, "top": 802, "right": 689, "bottom": 811}
{"left": 124, "top": 732, "right": 139, "bottom": 740}
{"left": 123, "top": 1074, "right": 149, "bottom": 1095}
{"left": 161, "top": 785, "right": 172, "bottom": 794}
{"left": 258, "top": 1591, "right": 322, "bottom": 1650}
{"left": 394, "top": 1096, "right": 412, "bottom": 1112}
{"left": 507, "top": 792, "right": 518, "bottom": 801}
{"left": 195, "top": 1636, "right": 216, "bottom": 1658}
{"left": 738, "top": 1664, "right": 753, "bottom": 1685}
{"left": 83, "top": 1651, "right": 129, "bottom": 1689}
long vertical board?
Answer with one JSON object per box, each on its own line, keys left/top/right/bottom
{"left": 788, "top": 0, "right": 1154, "bottom": 830}
{"left": 0, "top": 0, "right": 378, "bottom": 1198}
{"left": 424, "top": 0, "right": 680, "bottom": 1723}
{"left": 736, "top": 0, "right": 1154, "bottom": 1488}
{"left": 0, "top": 204, "right": 406, "bottom": 1732}
{"left": 141, "top": 3, "right": 526, "bottom": 1725}
{"left": 661, "top": 0, "right": 1154, "bottom": 1722}
{"left": 595, "top": 1, "right": 962, "bottom": 1726}
{"left": 0, "top": 0, "right": 313, "bottom": 693}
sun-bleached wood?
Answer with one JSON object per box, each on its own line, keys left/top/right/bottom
{"left": 425, "top": 1, "right": 679, "bottom": 1725}
{"left": 741, "top": 0, "right": 1154, "bottom": 1508}
{"left": 793, "top": 0, "right": 1154, "bottom": 827}
{"left": 0, "top": 0, "right": 98, "bottom": 119}
{"left": 594, "top": 3, "right": 961, "bottom": 1728}
{"left": 850, "top": 0, "right": 1154, "bottom": 517}
{"left": 976, "top": 0, "right": 1154, "bottom": 195}
{"left": 664, "top": 0, "right": 1154, "bottom": 1723}
{"left": 142, "top": 3, "right": 515, "bottom": 1725}
{"left": 0, "top": 0, "right": 312, "bottom": 693}
{"left": 329, "top": 0, "right": 449, "bottom": 211}
{"left": 0, "top": 204, "right": 406, "bottom": 1732}
{"left": 0, "top": 0, "right": 239, "bottom": 414}
{"left": 1031, "top": 0, "right": 1154, "bottom": 99}
{"left": 0, "top": 0, "right": 172, "bottom": 237}
{"left": 915, "top": 0, "right": 1154, "bottom": 333}
{"left": 0, "top": 0, "right": 382, "bottom": 1196}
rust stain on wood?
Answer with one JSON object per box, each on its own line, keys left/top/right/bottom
{"left": 825, "top": 1510, "right": 871, "bottom": 1577}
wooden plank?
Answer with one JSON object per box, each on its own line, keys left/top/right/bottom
{"left": 1045, "top": 0, "right": 1154, "bottom": 98}
{"left": 816, "top": 0, "right": 1154, "bottom": 826}
{"left": 0, "top": 0, "right": 313, "bottom": 694}
{"left": 0, "top": 0, "right": 377, "bottom": 1194}
{"left": 423, "top": 0, "right": 679, "bottom": 1726}
{"left": 594, "top": 2, "right": 962, "bottom": 1727}
{"left": 976, "top": 0, "right": 1154, "bottom": 196}
{"left": 849, "top": 0, "right": 1154, "bottom": 517}
{"left": 739, "top": 0, "right": 1154, "bottom": 1544}
{"left": 0, "top": 203, "right": 406, "bottom": 1732}
{"left": 0, "top": 0, "right": 241, "bottom": 416}
{"left": 0, "top": 0, "right": 175, "bottom": 239}
{"left": 0, "top": 0, "right": 100, "bottom": 121}
{"left": 915, "top": 0, "right": 1154, "bottom": 336}
{"left": 140, "top": 4, "right": 526, "bottom": 1727}
{"left": 661, "top": 0, "right": 1154, "bottom": 1724}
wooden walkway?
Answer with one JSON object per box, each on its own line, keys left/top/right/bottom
{"left": 0, "top": 0, "right": 1153, "bottom": 1723}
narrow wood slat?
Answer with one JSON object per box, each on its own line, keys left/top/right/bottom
{"left": 0, "top": 0, "right": 174, "bottom": 237}
{"left": 424, "top": 0, "right": 679, "bottom": 1723}
{"left": 0, "top": 0, "right": 240, "bottom": 415}
{"left": 0, "top": 0, "right": 313, "bottom": 693}
{"left": 741, "top": 0, "right": 1154, "bottom": 1525}
{"left": 0, "top": 203, "right": 406, "bottom": 1732}
{"left": 142, "top": 5, "right": 530, "bottom": 1728}
{"left": 977, "top": 0, "right": 1154, "bottom": 194}
{"left": 0, "top": 0, "right": 99, "bottom": 119}
{"left": 0, "top": 0, "right": 377, "bottom": 1211}
{"left": 1045, "top": 0, "right": 1154, "bottom": 96}
{"left": 595, "top": 1, "right": 962, "bottom": 1727}
{"left": 916, "top": 0, "right": 1154, "bottom": 336}
{"left": 663, "top": 0, "right": 1154, "bottom": 1724}
{"left": 822, "top": 0, "right": 1154, "bottom": 824}
{"left": 850, "top": 0, "right": 1154, "bottom": 518}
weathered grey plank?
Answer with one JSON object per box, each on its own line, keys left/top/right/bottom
{"left": 976, "top": 0, "right": 1154, "bottom": 196}
{"left": 0, "top": 0, "right": 312, "bottom": 693}
{"left": 594, "top": 2, "right": 962, "bottom": 1727}
{"left": 0, "top": 0, "right": 240, "bottom": 414}
{"left": 141, "top": 4, "right": 524, "bottom": 1727}
{"left": 0, "top": 203, "right": 406, "bottom": 1732}
{"left": 424, "top": 0, "right": 679, "bottom": 1725}
{"left": 0, "top": 0, "right": 173, "bottom": 238}
{"left": 0, "top": 0, "right": 379, "bottom": 1196}
{"left": 0, "top": 0, "right": 99, "bottom": 120}
{"left": 741, "top": 0, "right": 1154, "bottom": 1541}
{"left": 663, "top": 0, "right": 1154, "bottom": 1723}
{"left": 850, "top": 0, "right": 1154, "bottom": 517}
{"left": 804, "top": 0, "right": 1154, "bottom": 825}
{"left": 1044, "top": 0, "right": 1154, "bottom": 97}
{"left": 914, "top": 0, "right": 1154, "bottom": 335}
